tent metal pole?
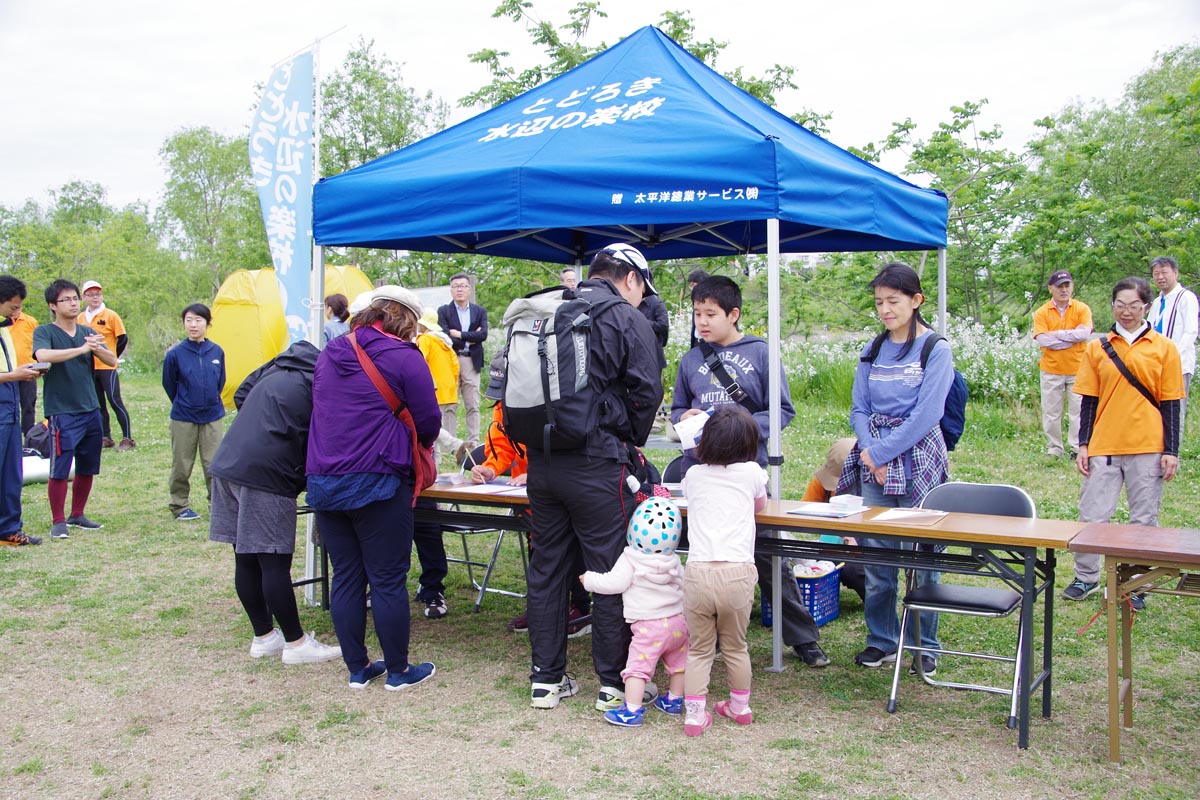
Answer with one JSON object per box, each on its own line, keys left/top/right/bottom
{"left": 304, "top": 39, "right": 324, "bottom": 607}
{"left": 766, "top": 218, "right": 784, "bottom": 673}
{"left": 938, "top": 248, "right": 947, "bottom": 333}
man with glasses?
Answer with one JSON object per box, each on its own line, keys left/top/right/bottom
{"left": 437, "top": 273, "right": 488, "bottom": 446}
{"left": 1147, "top": 256, "right": 1197, "bottom": 428}
{"left": 1033, "top": 270, "right": 1093, "bottom": 458}
{"left": 33, "top": 279, "right": 117, "bottom": 540}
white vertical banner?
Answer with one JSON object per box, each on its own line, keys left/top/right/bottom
{"left": 250, "top": 51, "right": 315, "bottom": 344}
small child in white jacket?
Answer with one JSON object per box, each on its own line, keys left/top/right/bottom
{"left": 581, "top": 497, "right": 688, "bottom": 727}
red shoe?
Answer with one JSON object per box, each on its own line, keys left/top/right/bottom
{"left": 566, "top": 607, "right": 592, "bottom": 639}
{"left": 715, "top": 700, "right": 753, "bottom": 725}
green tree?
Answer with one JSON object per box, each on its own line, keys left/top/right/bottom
{"left": 320, "top": 37, "right": 449, "bottom": 177}
{"left": 158, "top": 127, "right": 269, "bottom": 292}
{"left": 0, "top": 182, "right": 199, "bottom": 369}
{"left": 1013, "top": 43, "right": 1200, "bottom": 312}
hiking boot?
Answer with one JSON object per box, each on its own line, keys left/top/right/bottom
{"left": 102, "top": 437, "right": 116, "bottom": 448}
{"left": 1062, "top": 579, "right": 1100, "bottom": 601}
{"left": 566, "top": 606, "right": 592, "bottom": 639}
{"left": 1129, "top": 593, "right": 1147, "bottom": 612}
{"left": 249, "top": 629, "right": 285, "bottom": 658}
{"left": 49, "top": 522, "right": 70, "bottom": 540}
{"left": 66, "top": 515, "right": 103, "bottom": 530}
{"left": 117, "top": 437, "right": 136, "bottom": 451}
{"left": 653, "top": 694, "right": 683, "bottom": 716}
{"left": 0, "top": 531, "right": 42, "bottom": 546}
{"left": 348, "top": 660, "right": 387, "bottom": 689}
{"left": 507, "top": 613, "right": 529, "bottom": 633}
{"left": 531, "top": 674, "right": 579, "bottom": 709}
{"left": 281, "top": 632, "right": 342, "bottom": 665}
{"left": 715, "top": 699, "right": 753, "bottom": 725}
{"left": 794, "top": 642, "right": 831, "bottom": 668}
{"left": 596, "top": 682, "right": 658, "bottom": 712}
{"left": 422, "top": 593, "right": 448, "bottom": 620}
{"left": 908, "top": 655, "right": 938, "bottom": 677}
{"left": 603, "top": 705, "right": 645, "bottom": 727}
{"left": 854, "top": 646, "right": 898, "bottom": 668}
{"left": 385, "top": 661, "right": 436, "bottom": 692}
{"left": 174, "top": 509, "right": 201, "bottom": 521}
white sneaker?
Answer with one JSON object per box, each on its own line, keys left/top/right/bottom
{"left": 281, "top": 632, "right": 342, "bottom": 665}
{"left": 595, "top": 681, "right": 658, "bottom": 711}
{"left": 249, "top": 629, "right": 285, "bottom": 658}
{"left": 530, "top": 675, "right": 580, "bottom": 709}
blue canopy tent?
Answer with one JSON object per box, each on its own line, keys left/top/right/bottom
{"left": 312, "top": 25, "right": 949, "bottom": 669}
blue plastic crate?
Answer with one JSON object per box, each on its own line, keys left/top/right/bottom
{"left": 796, "top": 566, "right": 842, "bottom": 627}
{"left": 760, "top": 565, "right": 842, "bottom": 628}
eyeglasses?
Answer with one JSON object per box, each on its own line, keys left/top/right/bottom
{"left": 52, "top": 296, "right": 81, "bottom": 304}
{"left": 1151, "top": 268, "right": 1176, "bottom": 277}
{"left": 450, "top": 283, "right": 470, "bottom": 289}
{"left": 1111, "top": 301, "right": 1146, "bottom": 312}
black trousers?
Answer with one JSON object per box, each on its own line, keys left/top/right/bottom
{"left": 18, "top": 380, "right": 36, "bottom": 434}
{"left": 755, "top": 548, "right": 821, "bottom": 646}
{"left": 526, "top": 450, "right": 632, "bottom": 687}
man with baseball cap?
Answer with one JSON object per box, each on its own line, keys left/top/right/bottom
{"left": 80, "top": 280, "right": 134, "bottom": 450}
{"left": 1033, "top": 270, "right": 1093, "bottom": 458}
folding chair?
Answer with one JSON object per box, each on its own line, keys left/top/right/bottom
{"left": 887, "top": 482, "right": 1036, "bottom": 729}
{"left": 442, "top": 445, "right": 529, "bottom": 612}
{"left": 661, "top": 454, "right": 685, "bottom": 483}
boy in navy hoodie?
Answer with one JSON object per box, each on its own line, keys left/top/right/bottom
{"left": 670, "top": 276, "right": 830, "bottom": 668}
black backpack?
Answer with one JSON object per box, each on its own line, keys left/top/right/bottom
{"left": 861, "top": 332, "right": 968, "bottom": 451}
{"left": 500, "top": 286, "right": 624, "bottom": 452}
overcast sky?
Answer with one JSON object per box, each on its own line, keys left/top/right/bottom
{"left": 2, "top": 0, "right": 1196, "bottom": 211}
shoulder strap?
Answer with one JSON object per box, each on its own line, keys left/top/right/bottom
{"left": 1099, "top": 337, "right": 1160, "bottom": 411}
{"left": 698, "top": 341, "right": 762, "bottom": 413}
{"left": 349, "top": 329, "right": 405, "bottom": 417}
{"left": 860, "top": 331, "right": 889, "bottom": 363}
{"left": 918, "top": 333, "right": 946, "bottom": 369}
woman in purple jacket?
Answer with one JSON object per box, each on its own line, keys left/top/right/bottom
{"left": 306, "top": 286, "right": 442, "bottom": 692}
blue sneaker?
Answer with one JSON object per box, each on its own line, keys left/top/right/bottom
{"left": 348, "top": 660, "right": 386, "bottom": 689}
{"left": 653, "top": 694, "right": 683, "bottom": 716}
{"left": 385, "top": 661, "right": 436, "bottom": 692}
{"left": 603, "top": 705, "right": 646, "bottom": 727}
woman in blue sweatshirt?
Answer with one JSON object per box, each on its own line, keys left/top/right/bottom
{"left": 843, "top": 262, "right": 953, "bottom": 673}
{"left": 162, "top": 304, "right": 225, "bottom": 521}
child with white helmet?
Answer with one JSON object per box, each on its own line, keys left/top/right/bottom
{"left": 679, "top": 404, "right": 769, "bottom": 736}
{"left": 581, "top": 496, "right": 687, "bottom": 727}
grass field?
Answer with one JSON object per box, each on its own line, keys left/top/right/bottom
{"left": 2, "top": 374, "right": 1198, "bottom": 799}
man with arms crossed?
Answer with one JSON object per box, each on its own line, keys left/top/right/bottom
{"left": 0, "top": 276, "right": 44, "bottom": 546}
{"left": 33, "top": 279, "right": 117, "bottom": 540}
{"left": 1033, "top": 270, "right": 1092, "bottom": 458}
{"left": 1147, "top": 255, "right": 1197, "bottom": 428}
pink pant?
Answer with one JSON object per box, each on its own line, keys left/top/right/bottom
{"left": 621, "top": 613, "right": 689, "bottom": 682}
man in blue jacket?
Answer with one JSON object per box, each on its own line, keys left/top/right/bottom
{"left": 0, "top": 276, "right": 44, "bottom": 546}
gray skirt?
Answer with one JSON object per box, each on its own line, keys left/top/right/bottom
{"left": 208, "top": 476, "right": 298, "bottom": 555}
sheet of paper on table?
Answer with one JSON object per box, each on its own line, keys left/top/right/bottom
{"left": 871, "top": 507, "right": 948, "bottom": 525}
{"left": 786, "top": 502, "right": 862, "bottom": 519}
{"left": 449, "top": 482, "right": 520, "bottom": 495}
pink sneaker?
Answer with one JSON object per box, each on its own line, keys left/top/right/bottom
{"left": 683, "top": 698, "right": 712, "bottom": 737}
{"left": 715, "top": 700, "right": 753, "bottom": 725}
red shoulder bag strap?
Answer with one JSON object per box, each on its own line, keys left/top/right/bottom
{"left": 349, "top": 329, "right": 404, "bottom": 416}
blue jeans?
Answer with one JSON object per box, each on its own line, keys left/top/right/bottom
{"left": 860, "top": 478, "right": 941, "bottom": 655}
{"left": 317, "top": 482, "right": 415, "bottom": 675}
{"left": 0, "top": 417, "right": 22, "bottom": 536}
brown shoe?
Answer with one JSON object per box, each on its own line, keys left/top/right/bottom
{"left": 117, "top": 437, "right": 136, "bottom": 451}
{"left": 102, "top": 437, "right": 116, "bottom": 448}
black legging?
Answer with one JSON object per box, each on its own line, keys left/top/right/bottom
{"left": 233, "top": 550, "right": 304, "bottom": 642}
